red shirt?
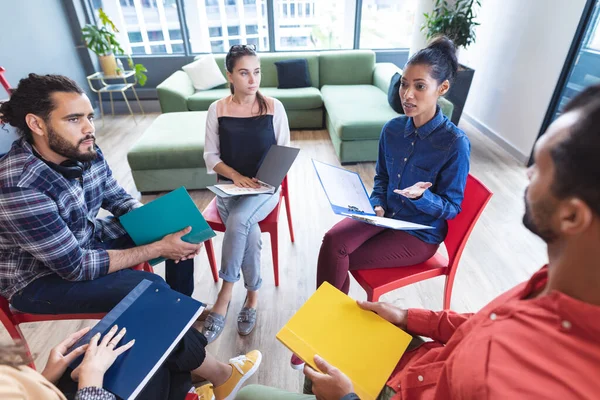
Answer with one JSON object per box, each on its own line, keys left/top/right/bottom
{"left": 387, "top": 266, "right": 600, "bottom": 399}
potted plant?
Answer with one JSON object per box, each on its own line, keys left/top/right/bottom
{"left": 421, "top": 0, "right": 481, "bottom": 124}
{"left": 82, "top": 8, "right": 147, "bottom": 85}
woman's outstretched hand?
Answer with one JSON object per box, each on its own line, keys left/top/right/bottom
{"left": 394, "top": 182, "right": 432, "bottom": 199}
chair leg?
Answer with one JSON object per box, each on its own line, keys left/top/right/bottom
{"left": 269, "top": 229, "right": 279, "bottom": 287}
{"left": 369, "top": 290, "right": 380, "bottom": 302}
{"left": 143, "top": 262, "right": 154, "bottom": 274}
{"left": 443, "top": 275, "right": 454, "bottom": 310}
{"left": 0, "top": 319, "right": 35, "bottom": 369}
{"left": 284, "top": 192, "right": 295, "bottom": 243}
{"left": 204, "top": 239, "right": 219, "bottom": 283}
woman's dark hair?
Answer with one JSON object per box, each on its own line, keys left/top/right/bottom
{"left": 0, "top": 73, "right": 83, "bottom": 142}
{"left": 224, "top": 44, "right": 268, "bottom": 116}
{"left": 406, "top": 36, "right": 458, "bottom": 86}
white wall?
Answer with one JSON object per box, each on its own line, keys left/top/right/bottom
{"left": 459, "top": 0, "right": 587, "bottom": 163}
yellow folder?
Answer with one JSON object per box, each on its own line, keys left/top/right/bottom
{"left": 276, "top": 282, "right": 412, "bottom": 400}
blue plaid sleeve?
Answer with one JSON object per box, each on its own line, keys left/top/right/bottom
{"left": 101, "top": 160, "right": 140, "bottom": 218}
{"left": 0, "top": 187, "right": 109, "bottom": 281}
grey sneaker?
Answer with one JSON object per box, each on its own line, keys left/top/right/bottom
{"left": 237, "top": 307, "right": 257, "bottom": 336}
{"left": 202, "top": 312, "right": 226, "bottom": 344}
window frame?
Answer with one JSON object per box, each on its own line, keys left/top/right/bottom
{"left": 84, "top": 0, "right": 416, "bottom": 56}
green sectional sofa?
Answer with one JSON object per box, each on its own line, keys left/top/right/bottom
{"left": 157, "top": 50, "right": 454, "bottom": 163}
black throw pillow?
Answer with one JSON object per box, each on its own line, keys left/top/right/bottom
{"left": 275, "top": 59, "right": 311, "bottom": 89}
{"left": 388, "top": 72, "right": 404, "bottom": 114}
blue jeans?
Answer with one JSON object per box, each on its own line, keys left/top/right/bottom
{"left": 217, "top": 192, "right": 280, "bottom": 291}
{"left": 10, "top": 235, "right": 194, "bottom": 314}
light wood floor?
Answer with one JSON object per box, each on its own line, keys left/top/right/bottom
{"left": 0, "top": 113, "right": 548, "bottom": 393}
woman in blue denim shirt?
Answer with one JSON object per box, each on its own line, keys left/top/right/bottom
{"left": 315, "top": 36, "right": 471, "bottom": 297}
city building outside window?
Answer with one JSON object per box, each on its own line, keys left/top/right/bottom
{"left": 89, "top": 0, "right": 417, "bottom": 55}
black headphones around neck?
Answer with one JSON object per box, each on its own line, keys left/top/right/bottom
{"left": 49, "top": 159, "right": 88, "bottom": 180}
{"left": 31, "top": 146, "right": 89, "bottom": 180}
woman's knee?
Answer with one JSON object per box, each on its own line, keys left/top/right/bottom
{"left": 321, "top": 229, "right": 347, "bottom": 256}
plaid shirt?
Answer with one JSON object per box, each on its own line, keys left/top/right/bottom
{"left": 0, "top": 139, "right": 140, "bottom": 300}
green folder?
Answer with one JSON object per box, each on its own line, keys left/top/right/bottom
{"left": 120, "top": 187, "right": 216, "bottom": 266}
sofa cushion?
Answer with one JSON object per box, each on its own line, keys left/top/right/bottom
{"left": 211, "top": 52, "right": 320, "bottom": 88}
{"left": 187, "top": 88, "right": 231, "bottom": 111}
{"left": 319, "top": 50, "right": 375, "bottom": 87}
{"left": 321, "top": 85, "right": 399, "bottom": 141}
{"left": 182, "top": 55, "right": 227, "bottom": 90}
{"left": 275, "top": 59, "right": 311, "bottom": 89}
{"left": 388, "top": 72, "right": 404, "bottom": 113}
{"left": 260, "top": 87, "right": 322, "bottom": 110}
{"left": 128, "top": 112, "right": 207, "bottom": 170}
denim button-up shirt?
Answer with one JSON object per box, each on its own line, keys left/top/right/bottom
{"left": 370, "top": 107, "right": 471, "bottom": 244}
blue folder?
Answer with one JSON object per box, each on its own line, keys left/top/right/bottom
{"left": 68, "top": 280, "right": 205, "bottom": 400}
{"left": 119, "top": 186, "right": 216, "bottom": 265}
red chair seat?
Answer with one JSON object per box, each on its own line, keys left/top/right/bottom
{"left": 351, "top": 174, "right": 492, "bottom": 309}
{"left": 203, "top": 176, "right": 294, "bottom": 287}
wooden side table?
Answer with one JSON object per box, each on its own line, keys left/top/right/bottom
{"left": 86, "top": 70, "right": 144, "bottom": 125}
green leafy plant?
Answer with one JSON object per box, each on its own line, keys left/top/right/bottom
{"left": 422, "top": 0, "right": 481, "bottom": 49}
{"left": 82, "top": 8, "right": 148, "bottom": 85}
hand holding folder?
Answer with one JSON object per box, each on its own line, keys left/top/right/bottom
{"left": 119, "top": 187, "right": 216, "bottom": 266}
{"left": 276, "top": 283, "right": 412, "bottom": 400}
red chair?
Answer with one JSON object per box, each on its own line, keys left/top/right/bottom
{"left": 351, "top": 174, "right": 492, "bottom": 309}
{"left": 203, "top": 176, "right": 294, "bottom": 287}
{"left": 0, "top": 262, "right": 153, "bottom": 370}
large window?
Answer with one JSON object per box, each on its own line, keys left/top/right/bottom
{"left": 183, "top": 0, "right": 270, "bottom": 53}
{"left": 92, "top": 0, "right": 185, "bottom": 54}
{"left": 360, "top": 0, "right": 417, "bottom": 49}
{"left": 585, "top": 3, "right": 600, "bottom": 51}
{"left": 88, "top": 0, "right": 417, "bottom": 55}
{"left": 274, "top": 1, "right": 355, "bottom": 51}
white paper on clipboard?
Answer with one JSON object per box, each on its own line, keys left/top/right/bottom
{"left": 312, "top": 160, "right": 375, "bottom": 214}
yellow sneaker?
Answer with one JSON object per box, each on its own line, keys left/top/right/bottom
{"left": 195, "top": 383, "right": 215, "bottom": 400}
{"left": 213, "top": 350, "right": 262, "bottom": 400}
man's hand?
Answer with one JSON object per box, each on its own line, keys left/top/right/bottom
{"left": 232, "top": 172, "right": 261, "bottom": 189}
{"left": 42, "top": 327, "right": 90, "bottom": 384}
{"left": 374, "top": 206, "right": 385, "bottom": 217}
{"left": 394, "top": 182, "right": 432, "bottom": 200}
{"left": 303, "top": 355, "right": 354, "bottom": 400}
{"left": 157, "top": 226, "right": 203, "bottom": 261}
{"left": 358, "top": 300, "right": 408, "bottom": 330}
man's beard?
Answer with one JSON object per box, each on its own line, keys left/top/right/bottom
{"left": 522, "top": 190, "right": 558, "bottom": 243}
{"left": 47, "top": 125, "right": 97, "bottom": 162}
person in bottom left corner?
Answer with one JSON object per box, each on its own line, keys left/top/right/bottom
{"left": 0, "top": 325, "right": 261, "bottom": 400}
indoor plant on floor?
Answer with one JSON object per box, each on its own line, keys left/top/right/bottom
{"left": 82, "top": 8, "right": 148, "bottom": 85}
{"left": 422, "top": 0, "right": 481, "bottom": 125}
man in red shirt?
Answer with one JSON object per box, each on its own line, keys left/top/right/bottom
{"left": 236, "top": 85, "right": 600, "bottom": 400}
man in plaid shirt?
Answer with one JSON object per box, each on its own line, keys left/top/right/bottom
{"left": 0, "top": 74, "right": 202, "bottom": 314}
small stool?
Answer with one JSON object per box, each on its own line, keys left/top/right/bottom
{"left": 127, "top": 112, "right": 216, "bottom": 193}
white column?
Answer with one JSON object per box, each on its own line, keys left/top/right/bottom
{"left": 104, "top": 0, "right": 131, "bottom": 54}
{"left": 132, "top": 0, "right": 152, "bottom": 54}
{"left": 410, "top": 0, "right": 460, "bottom": 57}
{"left": 186, "top": 0, "right": 212, "bottom": 53}
{"left": 409, "top": 0, "right": 435, "bottom": 57}
{"left": 217, "top": 0, "right": 230, "bottom": 49}
{"left": 156, "top": 0, "right": 173, "bottom": 53}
